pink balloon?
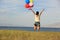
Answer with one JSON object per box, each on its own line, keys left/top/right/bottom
{"left": 29, "top": 3, "right": 34, "bottom": 7}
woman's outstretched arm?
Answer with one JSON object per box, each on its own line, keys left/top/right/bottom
{"left": 40, "top": 9, "right": 44, "bottom": 15}
{"left": 29, "top": 8, "right": 35, "bottom": 14}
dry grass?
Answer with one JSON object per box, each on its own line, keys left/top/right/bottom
{"left": 0, "top": 30, "right": 60, "bottom": 40}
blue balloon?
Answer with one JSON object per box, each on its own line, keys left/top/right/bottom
{"left": 25, "top": 0, "right": 30, "bottom": 4}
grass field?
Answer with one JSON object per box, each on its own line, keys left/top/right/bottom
{"left": 0, "top": 30, "right": 60, "bottom": 40}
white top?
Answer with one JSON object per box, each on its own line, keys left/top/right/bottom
{"left": 34, "top": 14, "right": 40, "bottom": 22}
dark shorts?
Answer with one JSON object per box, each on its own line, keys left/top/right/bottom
{"left": 34, "top": 22, "right": 40, "bottom": 26}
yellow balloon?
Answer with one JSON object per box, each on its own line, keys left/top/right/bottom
{"left": 30, "top": 0, "right": 33, "bottom": 3}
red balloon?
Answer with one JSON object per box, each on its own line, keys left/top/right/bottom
{"left": 25, "top": 4, "right": 30, "bottom": 8}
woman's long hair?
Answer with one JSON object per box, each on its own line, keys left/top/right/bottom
{"left": 36, "top": 11, "right": 39, "bottom": 15}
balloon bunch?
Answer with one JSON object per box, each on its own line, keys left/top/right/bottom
{"left": 25, "top": 0, "right": 34, "bottom": 8}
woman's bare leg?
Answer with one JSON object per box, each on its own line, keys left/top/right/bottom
{"left": 37, "top": 26, "right": 40, "bottom": 31}
{"left": 34, "top": 25, "right": 37, "bottom": 31}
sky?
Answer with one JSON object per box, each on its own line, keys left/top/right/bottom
{"left": 0, "top": 0, "right": 60, "bottom": 27}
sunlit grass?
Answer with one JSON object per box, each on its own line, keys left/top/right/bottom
{"left": 0, "top": 30, "right": 60, "bottom": 40}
